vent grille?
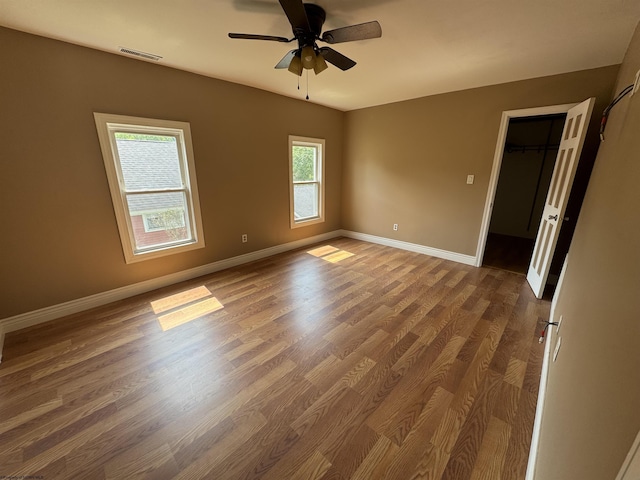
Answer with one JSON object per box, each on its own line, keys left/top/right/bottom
{"left": 118, "top": 47, "right": 162, "bottom": 62}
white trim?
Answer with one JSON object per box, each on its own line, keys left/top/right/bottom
{"left": 616, "top": 429, "right": 640, "bottom": 480}
{"left": 289, "top": 135, "right": 325, "bottom": 229}
{"left": 475, "top": 103, "right": 578, "bottom": 267}
{"left": 342, "top": 230, "right": 476, "bottom": 266}
{"left": 525, "top": 316, "right": 554, "bottom": 480}
{"left": 0, "top": 230, "right": 343, "bottom": 351}
{"left": 525, "top": 253, "right": 570, "bottom": 480}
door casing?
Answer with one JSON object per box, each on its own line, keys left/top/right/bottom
{"left": 475, "top": 103, "right": 578, "bottom": 268}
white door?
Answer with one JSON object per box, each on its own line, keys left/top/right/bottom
{"left": 526, "top": 98, "right": 595, "bottom": 298}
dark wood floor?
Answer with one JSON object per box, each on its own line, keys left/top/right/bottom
{"left": 0, "top": 238, "right": 549, "bottom": 479}
{"left": 482, "top": 233, "right": 535, "bottom": 275}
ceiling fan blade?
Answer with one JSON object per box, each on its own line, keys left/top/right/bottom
{"left": 275, "top": 49, "right": 298, "bottom": 69}
{"left": 319, "top": 47, "right": 356, "bottom": 71}
{"left": 228, "top": 33, "right": 291, "bottom": 43}
{"left": 278, "top": 0, "right": 310, "bottom": 32}
{"left": 321, "top": 21, "right": 382, "bottom": 44}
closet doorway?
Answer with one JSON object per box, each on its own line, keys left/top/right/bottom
{"left": 476, "top": 100, "right": 596, "bottom": 298}
{"left": 483, "top": 114, "right": 566, "bottom": 274}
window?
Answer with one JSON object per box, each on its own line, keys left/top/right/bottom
{"left": 94, "top": 113, "right": 205, "bottom": 263}
{"left": 142, "top": 211, "right": 186, "bottom": 233}
{"left": 289, "top": 135, "right": 325, "bottom": 228}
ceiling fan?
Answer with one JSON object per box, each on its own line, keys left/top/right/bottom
{"left": 228, "top": 0, "right": 382, "bottom": 75}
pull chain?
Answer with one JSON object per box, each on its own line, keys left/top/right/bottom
{"left": 306, "top": 70, "right": 309, "bottom": 100}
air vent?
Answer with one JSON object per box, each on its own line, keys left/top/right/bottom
{"left": 118, "top": 47, "right": 162, "bottom": 62}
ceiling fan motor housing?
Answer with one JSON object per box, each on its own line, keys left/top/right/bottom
{"left": 302, "top": 4, "right": 326, "bottom": 43}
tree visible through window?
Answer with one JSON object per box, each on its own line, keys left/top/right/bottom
{"left": 94, "top": 113, "right": 205, "bottom": 263}
{"left": 289, "top": 136, "right": 325, "bottom": 228}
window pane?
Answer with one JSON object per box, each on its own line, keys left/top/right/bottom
{"left": 126, "top": 192, "right": 191, "bottom": 249}
{"left": 115, "top": 134, "right": 183, "bottom": 190}
{"left": 292, "top": 145, "right": 316, "bottom": 182}
{"left": 293, "top": 183, "right": 319, "bottom": 220}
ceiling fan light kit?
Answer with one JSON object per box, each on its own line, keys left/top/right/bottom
{"left": 228, "top": 0, "right": 381, "bottom": 78}
{"left": 313, "top": 53, "right": 328, "bottom": 75}
{"left": 301, "top": 45, "right": 316, "bottom": 70}
{"left": 288, "top": 53, "right": 303, "bottom": 75}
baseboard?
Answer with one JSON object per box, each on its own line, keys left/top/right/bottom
{"left": 341, "top": 230, "right": 477, "bottom": 266}
{"left": 525, "top": 254, "right": 569, "bottom": 479}
{"left": 524, "top": 315, "right": 553, "bottom": 480}
{"left": 0, "top": 230, "right": 342, "bottom": 357}
{"left": 616, "top": 429, "right": 640, "bottom": 480}
{"left": 0, "top": 229, "right": 477, "bottom": 363}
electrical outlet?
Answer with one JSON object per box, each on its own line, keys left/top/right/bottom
{"left": 393, "top": 224, "right": 398, "bottom": 231}
{"left": 557, "top": 315, "right": 563, "bottom": 333}
{"left": 241, "top": 234, "right": 248, "bottom": 243}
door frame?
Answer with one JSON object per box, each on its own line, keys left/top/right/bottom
{"left": 615, "top": 429, "right": 640, "bottom": 480}
{"left": 474, "top": 103, "right": 579, "bottom": 267}
{"left": 525, "top": 253, "right": 570, "bottom": 479}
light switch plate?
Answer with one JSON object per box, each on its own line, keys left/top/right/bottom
{"left": 466, "top": 175, "right": 475, "bottom": 185}
{"left": 553, "top": 336, "right": 562, "bottom": 362}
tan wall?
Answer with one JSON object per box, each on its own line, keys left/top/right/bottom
{"left": 342, "top": 67, "right": 618, "bottom": 256}
{"left": 534, "top": 22, "right": 640, "bottom": 480}
{"left": 0, "top": 27, "right": 343, "bottom": 319}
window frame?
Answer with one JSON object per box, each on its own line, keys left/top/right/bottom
{"left": 288, "top": 135, "right": 325, "bottom": 229}
{"left": 94, "top": 113, "right": 205, "bottom": 263}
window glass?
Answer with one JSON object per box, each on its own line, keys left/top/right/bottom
{"left": 292, "top": 145, "right": 317, "bottom": 182}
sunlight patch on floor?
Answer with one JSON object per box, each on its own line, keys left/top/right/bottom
{"left": 150, "top": 286, "right": 223, "bottom": 331}
{"left": 151, "top": 285, "right": 212, "bottom": 314}
{"left": 307, "top": 245, "right": 340, "bottom": 257}
{"left": 307, "top": 245, "right": 355, "bottom": 263}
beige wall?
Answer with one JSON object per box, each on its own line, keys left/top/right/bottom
{"left": 534, "top": 22, "right": 640, "bottom": 480}
{"left": 0, "top": 25, "right": 626, "bottom": 341}
{"left": 0, "top": 27, "right": 343, "bottom": 318}
{"left": 342, "top": 66, "right": 618, "bottom": 256}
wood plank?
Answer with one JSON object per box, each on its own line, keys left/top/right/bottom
{"left": 103, "top": 443, "right": 178, "bottom": 479}
{"left": 469, "top": 416, "right": 511, "bottom": 480}
{"left": 0, "top": 238, "right": 550, "bottom": 480}
{"left": 150, "top": 285, "right": 212, "bottom": 314}
{"left": 307, "top": 245, "right": 340, "bottom": 257}
{"left": 441, "top": 369, "right": 503, "bottom": 479}
{"left": 290, "top": 450, "right": 332, "bottom": 480}
{"left": 157, "top": 296, "right": 224, "bottom": 331}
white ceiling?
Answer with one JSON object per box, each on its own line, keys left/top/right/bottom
{"left": 2, "top": 0, "right": 640, "bottom": 111}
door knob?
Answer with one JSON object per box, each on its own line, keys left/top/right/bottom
{"left": 548, "top": 214, "right": 558, "bottom": 221}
